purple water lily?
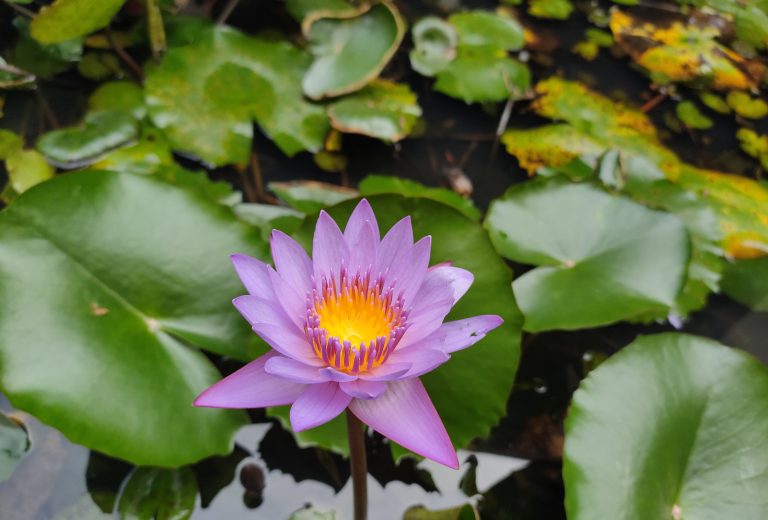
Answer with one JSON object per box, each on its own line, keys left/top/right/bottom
{"left": 195, "top": 199, "right": 503, "bottom": 468}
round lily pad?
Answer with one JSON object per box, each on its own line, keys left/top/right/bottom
{"left": 564, "top": 333, "right": 768, "bottom": 520}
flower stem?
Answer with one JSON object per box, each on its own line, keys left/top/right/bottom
{"left": 346, "top": 410, "right": 368, "bottom": 520}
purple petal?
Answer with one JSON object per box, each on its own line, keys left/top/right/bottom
{"left": 359, "top": 362, "right": 412, "bottom": 382}
{"left": 194, "top": 352, "right": 305, "bottom": 408}
{"left": 386, "top": 347, "right": 450, "bottom": 378}
{"left": 271, "top": 230, "right": 313, "bottom": 296}
{"left": 267, "top": 268, "right": 305, "bottom": 329}
{"left": 233, "top": 295, "right": 301, "bottom": 333}
{"left": 347, "top": 220, "right": 378, "bottom": 276}
{"left": 319, "top": 367, "right": 359, "bottom": 382}
{"left": 265, "top": 355, "right": 326, "bottom": 383}
{"left": 391, "top": 236, "right": 432, "bottom": 305}
{"left": 231, "top": 254, "right": 275, "bottom": 298}
{"left": 252, "top": 322, "right": 323, "bottom": 366}
{"left": 378, "top": 217, "right": 413, "bottom": 275}
{"left": 349, "top": 378, "right": 458, "bottom": 468}
{"left": 313, "top": 211, "right": 350, "bottom": 282}
{"left": 399, "top": 266, "right": 474, "bottom": 346}
{"left": 407, "top": 315, "right": 504, "bottom": 354}
{"left": 340, "top": 379, "right": 388, "bottom": 399}
{"left": 290, "top": 382, "right": 352, "bottom": 432}
{"left": 344, "top": 199, "right": 380, "bottom": 243}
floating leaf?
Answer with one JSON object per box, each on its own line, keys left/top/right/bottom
{"left": 0, "top": 130, "right": 23, "bottom": 159}
{"left": 434, "top": 51, "right": 530, "bottom": 103}
{"left": 77, "top": 52, "right": 121, "bottom": 80}
{"left": 409, "top": 17, "right": 457, "bottom": 76}
{"left": 564, "top": 333, "right": 768, "bottom": 520}
{"left": 302, "top": 2, "right": 405, "bottom": 99}
{"left": 736, "top": 128, "right": 768, "bottom": 169}
{"left": 485, "top": 179, "right": 689, "bottom": 331}
{"left": 285, "top": 0, "right": 370, "bottom": 35}
{"left": 269, "top": 180, "right": 358, "bottom": 214}
{"left": 679, "top": 0, "right": 768, "bottom": 49}
{"left": 0, "top": 413, "right": 29, "bottom": 483}
{"left": 448, "top": 10, "right": 524, "bottom": 51}
{"left": 88, "top": 81, "right": 147, "bottom": 120}
{"left": 359, "top": 174, "right": 480, "bottom": 221}
{"left": 117, "top": 467, "right": 197, "bottom": 520}
{"left": 699, "top": 91, "right": 730, "bottom": 114}
{"left": 145, "top": 23, "right": 328, "bottom": 165}
{"left": 0, "top": 171, "right": 272, "bottom": 466}
{"left": 676, "top": 100, "right": 713, "bottom": 129}
{"left": 11, "top": 18, "right": 82, "bottom": 78}
{"left": 30, "top": 0, "right": 127, "bottom": 44}
{"left": 6, "top": 149, "right": 55, "bottom": 194}
{"left": 233, "top": 203, "right": 304, "bottom": 241}
{"left": 92, "top": 137, "right": 174, "bottom": 176}
{"left": 274, "top": 195, "right": 523, "bottom": 457}
{"left": 327, "top": 79, "right": 422, "bottom": 141}
{"left": 610, "top": 9, "right": 764, "bottom": 90}
{"left": 726, "top": 91, "right": 768, "bottom": 119}
{"left": 37, "top": 111, "right": 138, "bottom": 167}
{"left": 721, "top": 257, "right": 768, "bottom": 310}
{"left": 528, "top": 0, "right": 573, "bottom": 20}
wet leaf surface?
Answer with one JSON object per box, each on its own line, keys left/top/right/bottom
{"left": 564, "top": 333, "right": 768, "bottom": 519}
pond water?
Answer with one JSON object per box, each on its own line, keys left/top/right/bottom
{"left": 1, "top": 0, "right": 767, "bottom": 518}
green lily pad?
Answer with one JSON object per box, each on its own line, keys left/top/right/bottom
{"left": 30, "top": 0, "right": 126, "bottom": 44}
{"left": 529, "top": 0, "right": 574, "bottom": 20}
{"left": 117, "top": 467, "right": 197, "bottom": 520}
{"left": 721, "top": 257, "right": 768, "bottom": 310}
{"left": 88, "top": 81, "right": 147, "bottom": 120}
{"left": 273, "top": 195, "right": 523, "bottom": 457}
{"left": 285, "top": 0, "right": 370, "bottom": 35}
{"left": 726, "top": 91, "right": 768, "bottom": 119}
{"left": 448, "top": 10, "right": 524, "bottom": 51}
{"left": 269, "top": 180, "right": 358, "bottom": 214}
{"left": 564, "top": 333, "right": 768, "bottom": 520}
{"left": 434, "top": 50, "right": 530, "bottom": 103}
{"left": 233, "top": 203, "right": 305, "bottom": 241}
{"left": 0, "top": 413, "right": 29, "bottom": 483}
{"left": 36, "top": 111, "right": 138, "bottom": 167}
{"left": 409, "top": 17, "right": 458, "bottom": 77}
{"left": 699, "top": 92, "right": 730, "bottom": 114}
{"left": 358, "top": 174, "right": 480, "bottom": 221}
{"left": 736, "top": 128, "right": 768, "bottom": 170}
{"left": 485, "top": 179, "right": 689, "bottom": 331}
{"left": 302, "top": 2, "right": 405, "bottom": 99}
{"left": 6, "top": 148, "right": 55, "bottom": 194}
{"left": 145, "top": 23, "right": 328, "bottom": 165}
{"left": 0, "top": 171, "right": 274, "bottom": 466}
{"left": 92, "top": 137, "right": 174, "bottom": 176}
{"left": 327, "top": 79, "right": 422, "bottom": 142}
{"left": 676, "top": 101, "right": 713, "bottom": 129}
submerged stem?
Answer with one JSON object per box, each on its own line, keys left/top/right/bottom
{"left": 346, "top": 410, "right": 368, "bottom": 520}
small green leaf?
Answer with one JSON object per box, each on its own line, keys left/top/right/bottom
{"left": 6, "top": 148, "right": 55, "bottom": 194}
{"left": 699, "top": 91, "right": 730, "bottom": 114}
{"left": 30, "top": 0, "right": 127, "bottom": 44}
{"left": 0, "top": 413, "right": 29, "bottom": 483}
{"left": 449, "top": 10, "right": 524, "bottom": 51}
{"left": 327, "top": 80, "right": 422, "bottom": 142}
{"left": 736, "top": 128, "right": 768, "bottom": 170}
{"left": 409, "top": 17, "right": 457, "bottom": 76}
{"left": 359, "top": 175, "right": 480, "bottom": 221}
{"left": 434, "top": 50, "right": 530, "bottom": 103}
{"left": 37, "top": 111, "right": 138, "bottom": 167}
{"left": 269, "top": 180, "right": 358, "bottom": 214}
{"left": 0, "top": 171, "right": 269, "bottom": 466}
{"left": 721, "top": 257, "right": 768, "bottom": 310}
{"left": 0, "top": 130, "right": 24, "bottom": 160}
{"left": 676, "top": 100, "right": 713, "bottom": 129}
{"left": 726, "top": 91, "right": 768, "bottom": 119}
{"left": 529, "top": 0, "right": 573, "bottom": 19}
{"left": 88, "top": 81, "right": 146, "bottom": 119}
{"left": 564, "top": 333, "right": 768, "bottom": 520}
{"left": 485, "top": 179, "right": 690, "bottom": 331}
{"left": 117, "top": 467, "right": 197, "bottom": 520}
{"left": 302, "top": 2, "right": 405, "bottom": 99}
{"left": 11, "top": 18, "right": 82, "bottom": 78}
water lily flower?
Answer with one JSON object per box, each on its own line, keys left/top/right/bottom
{"left": 195, "top": 199, "right": 503, "bottom": 468}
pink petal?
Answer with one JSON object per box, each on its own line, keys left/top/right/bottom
{"left": 194, "top": 352, "right": 305, "bottom": 408}
{"left": 265, "top": 355, "right": 327, "bottom": 383}
{"left": 313, "top": 211, "right": 350, "bottom": 282}
{"left": 378, "top": 217, "right": 413, "bottom": 275}
{"left": 290, "top": 382, "right": 352, "bottom": 432}
{"left": 267, "top": 268, "right": 306, "bottom": 329}
{"left": 399, "top": 266, "right": 474, "bottom": 346}
{"left": 233, "top": 295, "right": 301, "bottom": 333}
{"left": 411, "top": 315, "right": 504, "bottom": 354}
{"left": 349, "top": 378, "right": 458, "bottom": 469}
{"left": 340, "top": 379, "right": 388, "bottom": 399}
{"left": 386, "top": 347, "right": 450, "bottom": 378}
{"left": 271, "top": 230, "right": 313, "bottom": 296}
{"left": 358, "top": 362, "right": 412, "bottom": 382}
{"left": 393, "top": 236, "right": 432, "bottom": 305}
{"left": 231, "top": 254, "right": 275, "bottom": 298}
{"left": 347, "top": 220, "right": 379, "bottom": 276}
{"left": 252, "top": 322, "right": 323, "bottom": 366}
{"left": 344, "top": 199, "right": 380, "bottom": 243}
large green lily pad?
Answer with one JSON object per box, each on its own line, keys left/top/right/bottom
{"left": 30, "top": 0, "right": 127, "bottom": 44}
{"left": 302, "top": 2, "right": 405, "bottom": 99}
{"left": 145, "top": 23, "right": 328, "bottom": 166}
{"left": 327, "top": 79, "right": 422, "bottom": 142}
{"left": 485, "top": 179, "right": 689, "bottom": 331}
{"left": 564, "top": 333, "right": 768, "bottom": 519}
{"left": 273, "top": 195, "right": 523, "bottom": 456}
{"left": 0, "top": 171, "right": 274, "bottom": 466}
